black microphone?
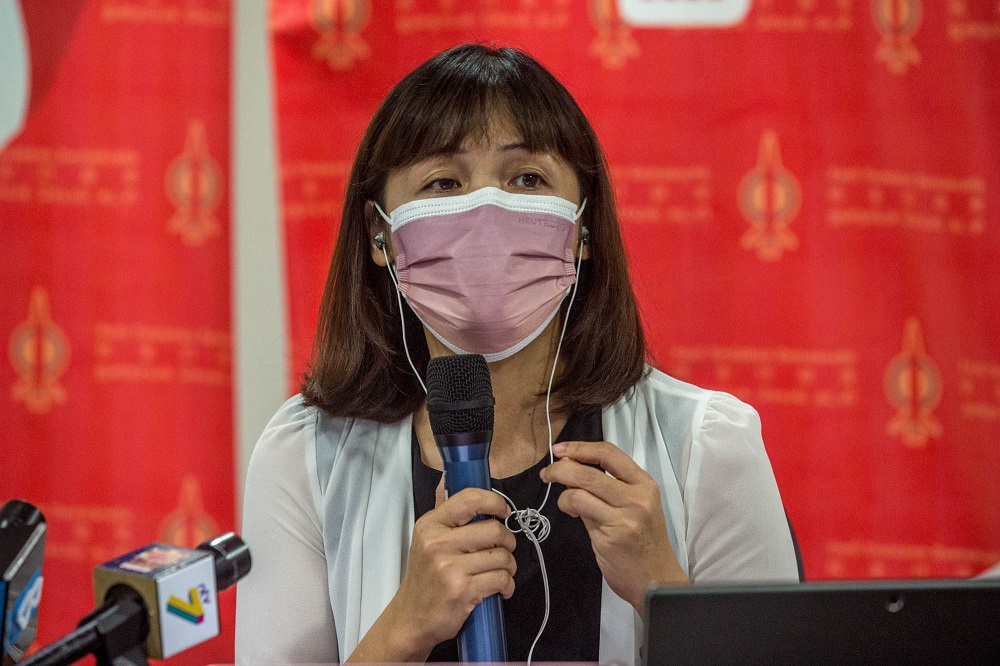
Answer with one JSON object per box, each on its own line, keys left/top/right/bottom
{"left": 1, "top": 501, "right": 46, "bottom": 665}
{"left": 425, "top": 354, "right": 508, "bottom": 663}
{"left": 22, "top": 533, "right": 251, "bottom": 666}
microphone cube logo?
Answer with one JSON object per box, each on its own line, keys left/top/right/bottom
{"left": 166, "top": 583, "right": 211, "bottom": 624}
{"left": 618, "top": 0, "right": 752, "bottom": 26}
{"left": 157, "top": 555, "right": 220, "bottom": 658}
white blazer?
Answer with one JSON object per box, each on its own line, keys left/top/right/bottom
{"left": 235, "top": 368, "right": 799, "bottom": 665}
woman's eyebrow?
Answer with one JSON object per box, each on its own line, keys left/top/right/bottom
{"left": 411, "top": 151, "right": 460, "bottom": 167}
{"left": 499, "top": 142, "right": 531, "bottom": 153}
{"left": 500, "top": 144, "right": 562, "bottom": 164}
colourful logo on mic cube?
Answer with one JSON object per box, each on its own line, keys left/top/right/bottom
{"left": 166, "top": 585, "right": 208, "bottom": 623}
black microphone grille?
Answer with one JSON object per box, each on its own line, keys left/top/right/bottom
{"left": 425, "top": 354, "right": 495, "bottom": 436}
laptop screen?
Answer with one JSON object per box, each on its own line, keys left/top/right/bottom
{"left": 643, "top": 579, "right": 1000, "bottom": 665}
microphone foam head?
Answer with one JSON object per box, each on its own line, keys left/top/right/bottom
{"left": 426, "top": 354, "right": 495, "bottom": 436}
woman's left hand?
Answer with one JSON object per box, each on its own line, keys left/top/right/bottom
{"left": 540, "top": 440, "right": 689, "bottom": 612}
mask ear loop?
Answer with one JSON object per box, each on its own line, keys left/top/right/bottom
{"left": 373, "top": 201, "right": 428, "bottom": 395}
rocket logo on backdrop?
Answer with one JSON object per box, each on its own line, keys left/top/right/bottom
{"left": 873, "top": 0, "right": 922, "bottom": 75}
{"left": 309, "top": 0, "right": 370, "bottom": 69}
{"left": 9, "top": 287, "right": 71, "bottom": 414}
{"left": 589, "top": 0, "right": 640, "bottom": 69}
{"left": 165, "top": 120, "right": 223, "bottom": 246}
{"left": 738, "top": 131, "right": 801, "bottom": 262}
{"left": 884, "top": 317, "right": 942, "bottom": 448}
{"left": 158, "top": 476, "right": 221, "bottom": 548}
{"left": 166, "top": 584, "right": 210, "bottom": 624}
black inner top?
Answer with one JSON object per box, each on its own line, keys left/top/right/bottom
{"left": 412, "top": 409, "right": 604, "bottom": 662}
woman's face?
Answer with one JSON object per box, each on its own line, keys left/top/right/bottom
{"left": 371, "top": 116, "right": 588, "bottom": 360}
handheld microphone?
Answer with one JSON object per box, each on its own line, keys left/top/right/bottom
{"left": 426, "top": 354, "right": 508, "bottom": 663}
{"left": 23, "top": 533, "right": 251, "bottom": 666}
{"left": 1, "top": 501, "right": 46, "bottom": 666}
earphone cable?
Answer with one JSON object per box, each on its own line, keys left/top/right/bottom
{"left": 383, "top": 245, "right": 428, "bottom": 394}
{"left": 493, "top": 488, "right": 551, "bottom": 666}
{"left": 512, "top": 239, "right": 585, "bottom": 533}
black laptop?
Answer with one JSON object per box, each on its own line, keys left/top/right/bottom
{"left": 643, "top": 580, "right": 1000, "bottom": 665}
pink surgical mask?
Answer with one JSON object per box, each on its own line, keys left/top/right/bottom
{"left": 375, "top": 187, "right": 586, "bottom": 362}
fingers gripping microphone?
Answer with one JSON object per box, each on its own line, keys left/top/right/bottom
{"left": 426, "top": 354, "right": 508, "bottom": 663}
{"left": 1, "top": 501, "right": 46, "bottom": 665}
{"left": 23, "top": 533, "right": 251, "bottom": 666}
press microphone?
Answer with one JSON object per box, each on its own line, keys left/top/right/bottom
{"left": 1, "top": 501, "right": 46, "bottom": 665}
{"left": 23, "top": 533, "right": 251, "bottom": 666}
{"left": 425, "top": 353, "right": 508, "bottom": 663}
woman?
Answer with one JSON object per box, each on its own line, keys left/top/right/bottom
{"left": 235, "top": 44, "right": 799, "bottom": 664}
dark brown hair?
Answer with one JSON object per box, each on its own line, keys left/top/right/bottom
{"left": 302, "top": 44, "right": 646, "bottom": 422}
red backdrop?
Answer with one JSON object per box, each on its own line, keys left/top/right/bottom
{"left": 1, "top": 1, "right": 235, "bottom": 663}
{"left": 4, "top": 1, "right": 998, "bottom": 663}
{"left": 272, "top": 0, "right": 1000, "bottom": 583}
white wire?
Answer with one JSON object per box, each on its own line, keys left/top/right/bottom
{"left": 382, "top": 245, "right": 427, "bottom": 394}
{"left": 493, "top": 488, "right": 551, "bottom": 666}
{"left": 508, "top": 242, "right": 585, "bottom": 538}
{"left": 493, "top": 240, "right": 585, "bottom": 665}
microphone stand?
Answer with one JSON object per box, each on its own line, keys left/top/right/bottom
{"left": 22, "top": 595, "right": 150, "bottom": 666}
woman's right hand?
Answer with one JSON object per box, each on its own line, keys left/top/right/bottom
{"left": 346, "top": 486, "right": 516, "bottom": 663}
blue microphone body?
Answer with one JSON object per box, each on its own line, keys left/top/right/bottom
{"left": 437, "top": 436, "right": 507, "bottom": 663}
{"left": 426, "top": 354, "right": 508, "bottom": 663}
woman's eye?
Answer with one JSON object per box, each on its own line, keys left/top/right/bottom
{"left": 514, "top": 173, "right": 544, "bottom": 189}
{"left": 426, "top": 178, "right": 459, "bottom": 192}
